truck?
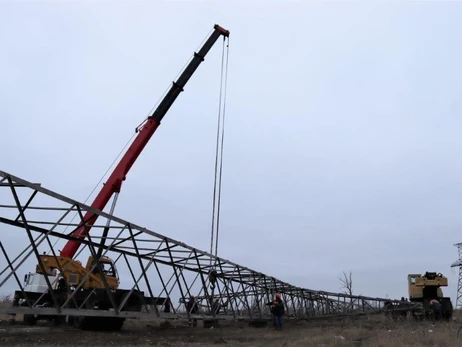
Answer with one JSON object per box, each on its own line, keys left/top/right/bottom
{"left": 12, "top": 23, "right": 230, "bottom": 330}
{"left": 383, "top": 272, "right": 453, "bottom": 321}
{"left": 407, "top": 271, "right": 453, "bottom": 321}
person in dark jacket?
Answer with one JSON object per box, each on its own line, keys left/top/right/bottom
{"left": 186, "top": 295, "right": 199, "bottom": 327}
{"left": 57, "top": 276, "right": 67, "bottom": 292}
{"left": 429, "top": 299, "right": 442, "bottom": 322}
{"left": 271, "top": 293, "right": 285, "bottom": 330}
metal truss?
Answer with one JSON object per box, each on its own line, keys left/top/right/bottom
{"left": 0, "top": 170, "right": 392, "bottom": 322}
{"left": 451, "top": 243, "right": 462, "bottom": 309}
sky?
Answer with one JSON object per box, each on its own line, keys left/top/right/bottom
{"left": 1, "top": 0, "right": 462, "bottom": 305}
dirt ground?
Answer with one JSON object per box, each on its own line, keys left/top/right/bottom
{"left": 1, "top": 313, "right": 462, "bottom": 347}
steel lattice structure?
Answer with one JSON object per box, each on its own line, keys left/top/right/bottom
{"left": 0, "top": 170, "right": 392, "bottom": 322}
{"left": 451, "top": 243, "right": 462, "bottom": 309}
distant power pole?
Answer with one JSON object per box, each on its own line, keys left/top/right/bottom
{"left": 450, "top": 243, "right": 462, "bottom": 309}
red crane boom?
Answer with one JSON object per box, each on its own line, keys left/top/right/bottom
{"left": 60, "top": 24, "right": 230, "bottom": 259}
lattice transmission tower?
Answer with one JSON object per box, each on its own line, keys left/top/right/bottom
{"left": 450, "top": 242, "right": 462, "bottom": 309}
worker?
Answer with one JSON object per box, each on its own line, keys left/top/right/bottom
{"left": 271, "top": 293, "right": 285, "bottom": 330}
{"left": 210, "top": 298, "right": 228, "bottom": 315}
{"left": 209, "top": 270, "right": 218, "bottom": 291}
{"left": 185, "top": 295, "right": 198, "bottom": 327}
{"left": 57, "top": 275, "right": 67, "bottom": 292}
{"left": 429, "top": 299, "right": 442, "bottom": 323}
{"left": 211, "top": 298, "right": 221, "bottom": 315}
{"left": 163, "top": 298, "right": 171, "bottom": 313}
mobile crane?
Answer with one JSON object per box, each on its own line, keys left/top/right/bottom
{"left": 408, "top": 272, "right": 453, "bottom": 321}
{"left": 13, "top": 24, "right": 230, "bottom": 330}
{"left": 383, "top": 272, "right": 454, "bottom": 321}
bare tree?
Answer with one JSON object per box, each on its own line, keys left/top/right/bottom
{"left": 339, "top": 270, "right": 353, "bottom": 296}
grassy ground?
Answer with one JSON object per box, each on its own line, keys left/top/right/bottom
{"left": 1, "top": 313, "right": 462, "bottom": 346}
{"left": 1, "top": 296, "right": 462, "bottom": 346}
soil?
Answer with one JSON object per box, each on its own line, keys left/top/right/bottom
{"left": 1, "top": 314, "right": 462, "bottom": 347}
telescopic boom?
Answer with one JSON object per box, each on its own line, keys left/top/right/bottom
{"left": 60, "top": 24, "right": 230, "bottom": 258}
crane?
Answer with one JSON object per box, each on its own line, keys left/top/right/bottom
{"left": 17, "top": 24, "right": 230, "bottom": 330}
{"left": 62, "top": 24, "right": 230, "bottom": 259}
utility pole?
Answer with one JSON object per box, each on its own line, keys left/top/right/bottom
{"left": 450, "top": 243, "right": 462, "bottom": 309}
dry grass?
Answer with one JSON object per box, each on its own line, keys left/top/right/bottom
{"left": 285, "top": 315, "right": 461, "bottom": 347}
{"left": 1, "top": 311, "right": 462, "bottom": 346}
{"left": 0, "top": 295, "right": 11, "bottom": 304}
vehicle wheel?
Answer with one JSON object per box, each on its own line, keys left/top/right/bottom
{"left": 72, "top": 316, "right": 88, "bottom": 330}
{"left": 23, "top": 314, "right": 37, "bottom": 326}
{"left": 53, "top": 315, "right": 67, "bottom": 326}
{"left": 111, "top": 317, "right": 125, "bottom": 331}
{"left": 121, "top": 292, "right": 142, "bottom": 312}
{"left": 90, "top": 317, "right": 125, "bottom": 331}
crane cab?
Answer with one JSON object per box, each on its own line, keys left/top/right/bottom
{"left": 85, "top": 255, "right": 119, "bottom": 289}
{"left": 30, "top": 254, "right": 120, "bottom": 290}
{"left": 85, "top": 255, "right": 118, "bottom": 277}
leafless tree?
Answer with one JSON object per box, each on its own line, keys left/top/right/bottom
{"left": 339, "top": 270, "right": 353, "bottom": 296}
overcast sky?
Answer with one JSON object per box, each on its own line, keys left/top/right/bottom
{"left": 1, "top": 0, "right": 462, "bottom": 304}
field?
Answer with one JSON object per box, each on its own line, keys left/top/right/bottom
{"left": 1, "top": 310, "right": 462, "bottom": 347}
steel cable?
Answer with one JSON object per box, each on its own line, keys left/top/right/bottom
{"left": 209, "top": 36, "right": 230, "bottom": 264}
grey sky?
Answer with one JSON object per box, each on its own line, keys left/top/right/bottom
{"left": 1, "top": 1, "right": 462, "bottom": 302}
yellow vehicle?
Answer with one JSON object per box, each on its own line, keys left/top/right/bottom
{"left": 37, "top": 254, "right": 119, "bottom": 290}
{"left": 16, "top": 254, "right": 145, "bottom": 329}
{"left": 408, "top": 272, "right": 453, "bottom": 320}
{"left": 408, "top": 272, "right": 447, "bottom": 300}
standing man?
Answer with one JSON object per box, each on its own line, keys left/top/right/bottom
{"left": 429, "top": 299, "right": 442, "bottom": 323}
{"left": 271, "top": 293, "right": 285, "bottom": 330}
{"left": 186, "top": 295, "right": 199, "bottom": 327}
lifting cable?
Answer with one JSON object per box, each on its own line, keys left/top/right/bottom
{"left": 209, "top": 36, "right": 230, "bottom": 266}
